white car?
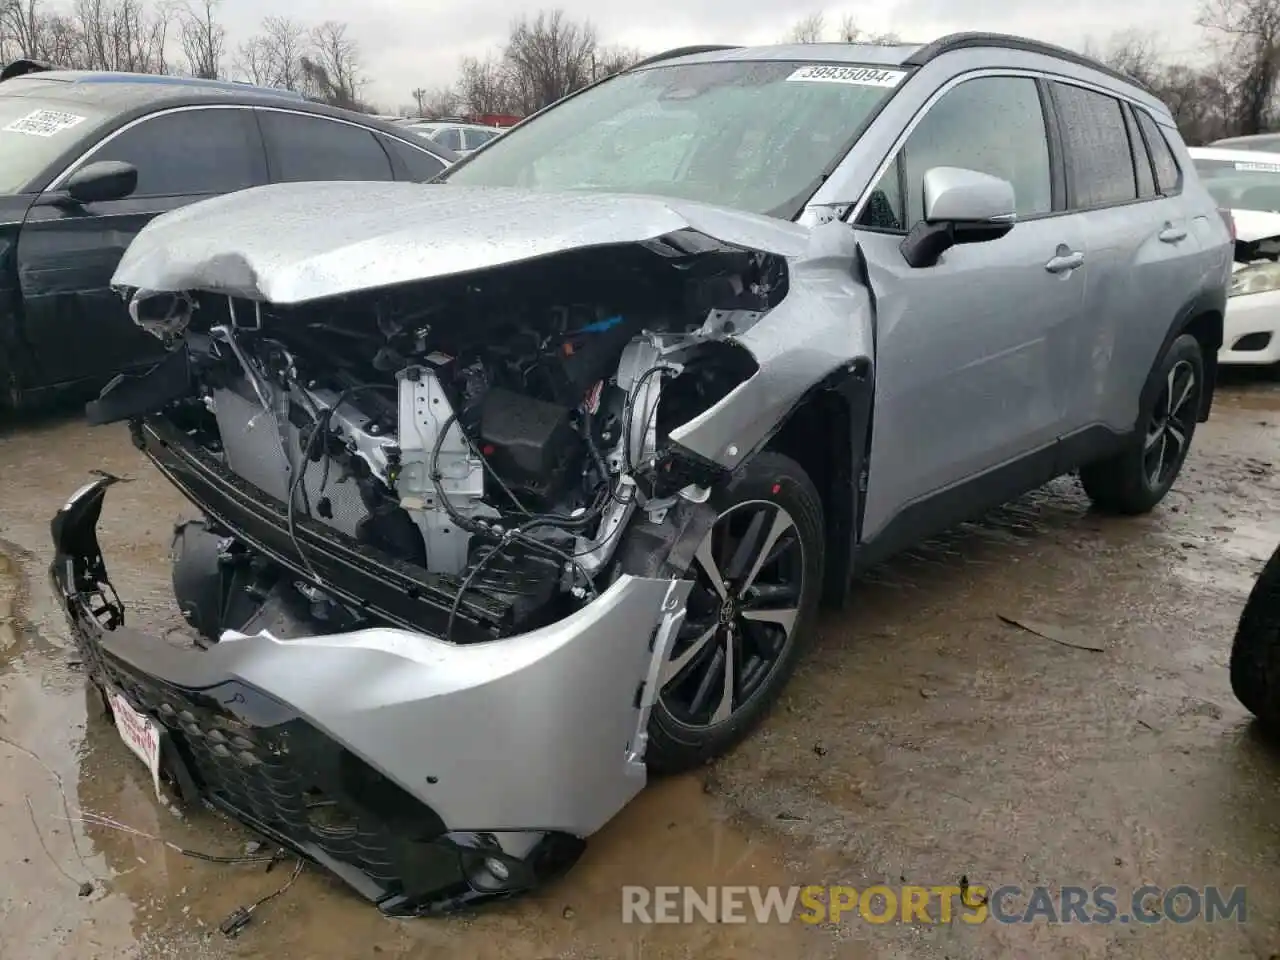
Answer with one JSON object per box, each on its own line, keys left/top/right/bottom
{"left": 1191, "top": 145, "right": 1280, "bottom": 368}
{"left": 403, "top": 121, "right": 504, "bottom": 156}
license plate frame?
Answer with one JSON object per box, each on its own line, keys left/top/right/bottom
{"left": 107, "top": 688, "right": 162, "bottom": 799}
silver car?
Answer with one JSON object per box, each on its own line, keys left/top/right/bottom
{"left": 51, "top": 33, "right": 1231, "bottom": 915}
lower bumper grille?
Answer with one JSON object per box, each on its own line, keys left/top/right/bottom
{"left": 49, "top": 473, "right": 587, "bottom": 914}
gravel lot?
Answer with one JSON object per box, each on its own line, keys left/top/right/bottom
{"left": 2, "top": 376, "right": 1279, "bottom": 960}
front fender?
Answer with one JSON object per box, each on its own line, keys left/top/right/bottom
{"left": 668, "top": 222, "right": 876, "bottom": 471}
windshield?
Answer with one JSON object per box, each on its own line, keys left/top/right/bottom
{"left": 442, "top": 60, "right": 905, "bottom": 217}
{"left": 0, "top": 94, "right": 108, "bottom": 193}
{"left": 1194, "top": 156, "right": 1280, "bottom": 212}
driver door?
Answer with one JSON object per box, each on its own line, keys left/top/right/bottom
{"left": 853, "top": 74, "right": 1089, "bottom": 544}
{"left": 17, "top": 106, "right": 266, "bottom": 387}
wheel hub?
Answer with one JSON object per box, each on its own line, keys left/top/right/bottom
{"left": 658, "top": 499, "right": 804, "bottom": 729}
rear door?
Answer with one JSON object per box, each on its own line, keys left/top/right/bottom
{"left": 257, "top": 109, "right": 395, "bottom": 182}
{"left": 1046, "top": 81, "right": 1198, "bottom": 437}
{"left": 16, "top": 105, "right": 266, "bottom": 386}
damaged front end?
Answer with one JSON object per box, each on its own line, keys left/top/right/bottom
{"left": 50, "top": 183, "right": 868, "bottom": 912}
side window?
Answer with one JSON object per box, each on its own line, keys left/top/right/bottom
{"left": 1052, "top": 83, "right": 1137, "bottom": 208}
{"left": 467, "top": 128, "right": 498, "bottom": 149}
{"left": 434, "top": 127, "right": 463, "bottom": 152}
{"left": 856, "top": 156, "right": 906, "bottom": 231}
{"left": 259, "top": 111, "right": 393, "bottom": 182}
{"left": 92, "top": 108, "right": 262, "bottom": 197}
{"left": 379, "top": 135, "right": 446, "bottom": 182}
{"left": 1135, "top": 109, "right": 1182, "bottom": 195}
{"left": 899, "top": 76, "right": 1052, "bottom": 228}
{"left": 1122, "top": 105, "right": 1156, "bottom": 199}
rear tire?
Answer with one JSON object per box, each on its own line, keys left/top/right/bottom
{"left": 1230, "top": 543, "right": 1280, "bottom": 732}
{"left": 1080, "top": 333, "right": 1203, "bottom": 515}
{"left": 646, "top": 452, "right": 824, "bottom": 774}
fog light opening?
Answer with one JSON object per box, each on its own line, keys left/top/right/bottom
{"left": 484, "top": 857, "right": 510, "bottom": 882}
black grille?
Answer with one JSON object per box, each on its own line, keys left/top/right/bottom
{"left": 65, "top": 601, "right": 453, "bottom": 905}
{"left": 1232, "top": 331, "right": 1272, "bottom": 352}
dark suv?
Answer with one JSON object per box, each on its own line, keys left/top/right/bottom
{"left": 0, "top": 61, "right": 454, "bottom": 409}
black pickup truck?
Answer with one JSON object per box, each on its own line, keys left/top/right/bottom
{"left": 0, "top": 59, "right": 454, "bottom": 410}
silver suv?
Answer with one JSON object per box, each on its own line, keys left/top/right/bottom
{"left": 53, "top": 33, "right": 1231, "bottom": 914}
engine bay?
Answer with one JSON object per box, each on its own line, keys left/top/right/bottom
{"left": 114, "top": 242, "right": 777, "bottom": 643}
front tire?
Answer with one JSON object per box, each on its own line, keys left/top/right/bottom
{"left": 1230, "top": 543, "right": 1280, "bottom": 731}
{"left": 1080, "top": 333, "right": 1204, "bottom": 515}
{"left": 646, "top": 451, "right": 824, "bottom": 774}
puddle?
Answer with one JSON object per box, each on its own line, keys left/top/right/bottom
{"left": 2, "top": 395, "right": 1280, "bottom": 958}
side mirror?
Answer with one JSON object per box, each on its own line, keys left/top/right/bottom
{"left": 62, "top": 160, "right": 138, "bottom": 205}
{"left": 900, "top": 167, "right": 1017, "bottom": 269}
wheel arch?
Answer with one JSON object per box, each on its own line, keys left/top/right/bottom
{"left": 1144, "top": 286, "right": 1224, "bottom": 424}
{"left": 760, "top": 359, "right": 873, "bottom": 608}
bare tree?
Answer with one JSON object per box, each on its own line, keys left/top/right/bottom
{"left": 256, "top": 15, "right": 306, "bottom": 90}
{"left": 40, "top": 10, "right": 79, "bottom": 63}
{"left": 179, "top": 0, "right": 223, "bottom": 78}
{"left": 303, "top": 19, "right": 363, "bottom": 108}
{"left": 2, "top": 0, "right": 48, "bottom": 59}
{"left": 786, "top": 12, "right": 826, "bottom": 43}
{"left": 233, "top": 35, "right": 270, "bottom": 84}
{"left": 71, "top": 0, "right": 171, "bottom": 73}
{"left": 412, "top": 84, "right": 457, "bottom": 117}
{"left": 591, "top": 43, "right": 642, "bottom": 80}
{"left": 1199, "top": 0, "right": 1280, "bottom": 134}
{"left": 1084, "top": 28, "right": 1165, "bottom": 86}
{"left": 456, "top": 54, "right": 518, "bottom": 114}
{"left": 503, "top": 10, "right": 597, "bottom": 113}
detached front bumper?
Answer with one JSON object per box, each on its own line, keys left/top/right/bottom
{"left": 50, "top": 476, "right": 692, "bottom": 914}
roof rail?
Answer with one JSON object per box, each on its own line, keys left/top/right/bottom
{"left": 629, "top": 45, "right": 742, "bottom": 70}
{"left": 1, "top": 58, "right": 57, "bottom": 82}
{"left": 901, "top": 32, "right": 1150, "bottom": 92}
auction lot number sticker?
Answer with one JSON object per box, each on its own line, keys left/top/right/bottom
{"left": 3, "top": 108, "right": 87, "bottom": 136}
{"left": 786, "top": 65, "right": 907, "bottom": 87}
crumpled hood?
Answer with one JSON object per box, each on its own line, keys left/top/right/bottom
{"left": 1231, "top": 207, "right": 1280, "bottom": 244}
{"left": 110, "top": 181, "right": 811, "bottom": 304}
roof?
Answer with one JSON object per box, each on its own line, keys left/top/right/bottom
{"left": 638, "top": 42, "right": 924, "bottom": 69}
{"left": 405, "top": 120, "right": 503, "bottom": 132}
{"left": 1, "top": 68, "right": 305, "bottom": 107}
{"left": 636, "top": 32, "right": 1146, "bottom": 91}
{"left": 0, "top": 67, "right": 458, "bottom": 161}
{"left": 1210, "top": 133, "right": 1280, "bottom": 146}
{"left": 1188, "top": 145, "right": 1280, "bottom": 165}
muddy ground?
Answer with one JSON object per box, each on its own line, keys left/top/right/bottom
{"left": 2, "top": 377, "right": 1279, "bottom": 960}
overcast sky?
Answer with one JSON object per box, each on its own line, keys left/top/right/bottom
{"left": 215, "top": 0, "right": 1212, "bottom": 109}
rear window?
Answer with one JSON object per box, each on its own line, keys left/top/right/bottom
{"left": 0, "top": 95, "right": 110, "bottom": 193}
{"left": 1193, "top": 156, "right": 1280, "bottom": 212}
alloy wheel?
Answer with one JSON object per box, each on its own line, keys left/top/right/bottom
{"left": 1144, "top": 359, "right": 1197, "bottom": 490}
{"left": 659, "top": 499, "right": 806, "bottom": 728}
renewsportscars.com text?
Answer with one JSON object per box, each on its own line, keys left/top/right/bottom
{"left": 621, "top": 884, "right": 1247, "bottom": 925}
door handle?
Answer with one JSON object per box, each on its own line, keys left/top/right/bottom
{"left": 1044, "top": 251, "right": 1085, "bottom": 274}
{"left": 1159, "top": 224, "right": 1187, "bottom": 243}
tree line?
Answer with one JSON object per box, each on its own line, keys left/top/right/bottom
{"left": 783, "top": 0, "right": 1280, "bottom": 146}
{"left": 7, "top": 0, "right": 1280, "bottom": 141}
{"left": 0, "top": 0, "right": 367, "bottom": 109}
{"left": 1086, "top": 0, "right": 1280, "bottom": 144}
